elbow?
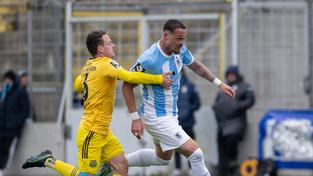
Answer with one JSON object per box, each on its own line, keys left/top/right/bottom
{"left": 122, "top": 81, "right": 137, "bottom": 90}
{"left": 122, "top": 82, "right": 137, "bottom": 98}
{"left": 122, "top": 82, "right": 128, "bottom": 92}
{"left": 122, "top": 82, "right": 134, "bottom": 93}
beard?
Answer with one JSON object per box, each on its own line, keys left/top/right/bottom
{"left": 173, "top": 49, "right": 180, "bottom": 54}
{"left": 173, "top": 45, "right": 182, "bottom": 54}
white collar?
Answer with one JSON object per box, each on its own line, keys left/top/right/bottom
{"left": 157, "top": 41, "right": 172, "bottom": 58}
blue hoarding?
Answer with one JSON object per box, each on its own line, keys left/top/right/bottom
{"left": 259, "top": 110, "right": 313, "bottom": 169}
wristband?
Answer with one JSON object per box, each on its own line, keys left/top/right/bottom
{"left": 213, "top": 78, "right": 222, "bottom": 87}
{"left": 130, "top": 111, "right": 140, "bottom": 120}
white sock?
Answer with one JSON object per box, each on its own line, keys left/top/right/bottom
{"left": 126, "top": 149, "right": 170, "bottom": 167}
{"left": 188, "top": 148, "right": 211, "bottom": 176}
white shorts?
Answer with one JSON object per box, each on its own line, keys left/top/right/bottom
{"left": 141, "top": 115, "right": 190, "bottom": 152}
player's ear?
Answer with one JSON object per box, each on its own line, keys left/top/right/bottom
{"left": 97, "top": 45, "right": 103, "bottom": 53}
{"left": 163, "top": 31, "right": 169, "bottom": 38}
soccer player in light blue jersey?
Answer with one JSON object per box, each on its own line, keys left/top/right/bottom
{"left": 122, "top": 19, "right": 236, "bottom": 176}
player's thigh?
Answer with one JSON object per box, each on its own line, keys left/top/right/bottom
{"left": 76, "top": 126, "right": 103, "bottom": 174}
{"left": 144, "top": 116, "right": 190, "bottom": 153}
{"left": 101, "top": 131, "right": 126, "bottom": 168}
{"left": 155, "top": 143, "right": 174, "bottom": 160}
{"left": 176, "top": 138, "right": 199, "bottom": 158}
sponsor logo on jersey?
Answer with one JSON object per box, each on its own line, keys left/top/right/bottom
{"left": 132, "top": 63, "right": 145, "bottom": 72}
{"left": 89, "top": 160, "right": 97, "bottom": 168}
{"left": 110, "top": 60, "right": 120, "bottom": 68}
{"left": 175, "top": 132, "right": 182, "bottom": 140}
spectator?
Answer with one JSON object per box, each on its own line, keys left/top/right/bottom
{"left": 18, "top": 70, "right": 29, "bottom": 89}
{"left": 18, "top": 70, "right": 36, "bottom": 121}
{"left": 0, "top": 70, "right": 30, "bottom": 175}
{"left": 213, "top": 65, "right": 255, "bottom": 176}
{"left": 173, "top": 68, "right": 201, "bottom": 176}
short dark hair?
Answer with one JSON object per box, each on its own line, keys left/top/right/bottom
{"left": 4, "top": 70, "right": 16, "bottom": 81}
{"left": 163, "top": 19, "right": 186, "bottom": 33}
{"left": 86, "top": 30, "right": 106, "bottom": 57}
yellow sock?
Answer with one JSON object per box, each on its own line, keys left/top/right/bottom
{"left": 46, "top": 159, "right": 79, "bottom": 176}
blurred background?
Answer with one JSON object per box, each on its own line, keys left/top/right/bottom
{"left": 0, "top": 0, "right": 312, "bottom": 175}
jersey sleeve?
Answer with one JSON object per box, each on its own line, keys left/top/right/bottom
{"left": 73, "top": 75, "right": 83, "bottom": 92}
{"left": 121, "top": 54, "right": 163, "bottom": 84}
{"left": 181, "top": 45, "right": 194, "bottom": 65}
{"left": 101, "top": 59, "right": 123, "bottom": 79}
{"left": 130, "top": 54, "right": 151, "bottom": 73}
{"left": 117, "top": 68, "right": 162, "bottom": 84}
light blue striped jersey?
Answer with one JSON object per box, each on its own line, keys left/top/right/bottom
{"left": 132, "top": 42, "right": 194, "bottom": 118}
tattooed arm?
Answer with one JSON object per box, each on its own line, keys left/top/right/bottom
{"left": 187, "top": 60, "right": 217, "bottom": 82}
{"left": 187, "top": 60, "right": 236, "bottom": 98}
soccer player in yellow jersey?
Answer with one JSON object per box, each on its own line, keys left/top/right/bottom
{"left": 22, "top": 30, "right": 173, "bottom": 176}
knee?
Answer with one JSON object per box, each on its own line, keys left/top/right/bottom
{"left": 111, "top": 156, "right": 129, "bottom": 175}
{"left": 118, "top": 158, "right": 128, "bottom": 175}
{"left": 188, "top": 148, "right": 204, "bottom": 162}
{"left": 155, "top": 156, "right": 170, "bottom": 166}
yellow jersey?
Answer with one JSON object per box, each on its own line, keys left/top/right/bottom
{"left": 74, "top": 57, "right": 163, "bottom": 135}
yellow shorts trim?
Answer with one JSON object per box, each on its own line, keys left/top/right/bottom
{"left": 76, "top": 125, "right": 124, "bottom": 174}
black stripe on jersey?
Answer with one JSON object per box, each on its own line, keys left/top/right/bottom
{"left": 82, "top": 132, "right": 90, "bottom": 159}
{"left": 82, "top": 132, "right": 94, "bottom": 159}
{"left": 82, "top": 132, "right": 93, "bottom": 159}
{"left": 85, "top": 132, "right": 94, "bottom": 159}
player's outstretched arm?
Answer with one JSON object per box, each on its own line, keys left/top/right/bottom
{"left": 117, "top": 69, "right": 173, "bottom": 88}
{"left": 122, "top": 82, "right": 144, "bottom": 139}
{"left": 187, "top": 60, "right": 236, "bottom": 98}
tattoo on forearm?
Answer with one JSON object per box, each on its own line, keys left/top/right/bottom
{"left": 188, "top": 60, "right": 216, "bottom": 82}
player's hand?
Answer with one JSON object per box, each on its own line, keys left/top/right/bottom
{"left": 131, "top": 119, "right": 144, "bottom": 139}
{"left": 219, "top": 82, "right": 236, "bottom": 98}
{"left": 161, "top": 72, "right": 173, "bottom": 88}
